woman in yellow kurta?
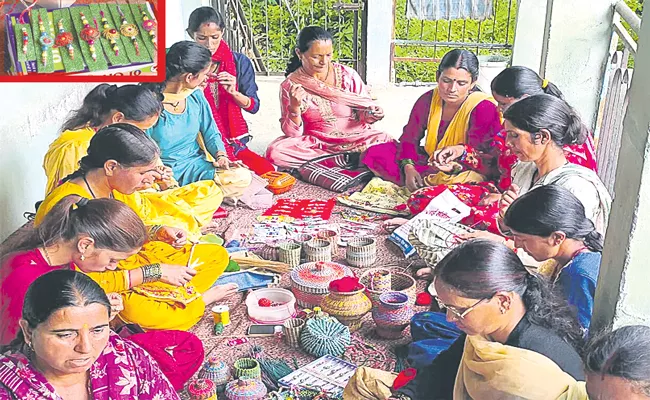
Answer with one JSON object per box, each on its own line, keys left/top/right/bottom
{"left": 42, "top": 84, "right": 223, "bottom": 236}
{"left": 36, "top": 124, "right": 238, "bottom": 331}
{"left": 361, "top": 49, "right": 502, "bottom": 192}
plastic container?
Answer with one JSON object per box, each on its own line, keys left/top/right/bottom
{"left": 245, "top": 287, "right": 296, "bottom": 324}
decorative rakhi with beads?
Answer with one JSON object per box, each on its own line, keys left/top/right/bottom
{"left": 117, "top": 5, "right": 140, "bottom": 56}
{"left": 55, "top": 19, "right": 74, "bottom": 59}
{"left": 78, "top": 12, "right": 100, "bottom": 61}
{"left": 138, "top": 4, "right": 157, "bottom": 49}
{"left": 99, "top": 10, "right": 120, "bottom": 56}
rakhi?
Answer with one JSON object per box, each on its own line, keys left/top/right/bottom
{"left": 55, "top": 19, "right": 74, "bottom": 59}
{"left": 117, "top": 5, "right": 140, "bottom": 55}
{"left": 138, "top": 4, "right": 157, "bottom": 49}
{"left": 99, "top": 10, "right": 119, "bottom": 56}
{"left": 37, "top": 14, "right": 53, "bottom": 66}
{"left": 78, "top": 12, "right": 100, "bottom": 61}
{"left": 21, "top": 27, "right": 29, "bottom": 55}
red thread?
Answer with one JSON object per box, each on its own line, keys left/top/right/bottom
{"left": 18, "top": 0, "right": 38, "bottom": 24}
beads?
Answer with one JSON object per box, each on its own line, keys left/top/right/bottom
{"left": 79, "top": 12, "right": 100, "bottom": 61}
{"left": 117, "top": 5, "right": 140, "bottom": 56}
{"left": 37, "top": 14, "right": 53, "bottom": 66}
{"left": 139, "top": 5, "right": 157, "bottom": 49}
{"left": 99, "top": 10, "right": 119, "bottom": 56}
{"left": 21, "top": 27, "right": 28, "bottom": 55}
{"left": 55, "top": 19, "right": 74, "bottom": 59}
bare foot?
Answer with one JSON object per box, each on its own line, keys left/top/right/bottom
{"left": 203, "top": 283, "right": 239, "bottom": 305}
{"left": 416, "top": 267, "right": 433, "bottom": 280}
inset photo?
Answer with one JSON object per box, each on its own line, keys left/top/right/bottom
{"left": 0, "top": 0, "right": 163, "bottom": 81}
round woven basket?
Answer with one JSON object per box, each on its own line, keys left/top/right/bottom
{"left": 409, "top": 219, "right": 474, "bottom": 268}
{"left": 346, "top": 237, "right": 377, "bottom": 267}
{"left": 233, "top": 358, "right": 261, "bottom": 380}
{"left": 360, "top": 268, "right": 417, "bottom": 310}
{"left": 304, "top": 239, "right": 332, "bottom": 262}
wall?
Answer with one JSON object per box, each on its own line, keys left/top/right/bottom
{"left": 511, "top": 0, "right": 615, "bottom": 130}
{"left": 365, "top": 0, "right": 394, "bottom": 88}
{"left": 0, "top": 83, "right": 95, "bottom": 242}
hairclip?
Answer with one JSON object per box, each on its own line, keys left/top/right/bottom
{"left": 37, "top": 14, "right": 53, "bottom": 66}
{"left": 138, "top": 5, "right": 157, "bottom": 50}
{"left": 79, "top": 12, "right": 100, "bottom": 62}
{"left": 72, "top": 197, "right": 89, "bottom": 210}
{"left": 99, "top": 10, "right": 120, "bottom": 56}
{"left": 117, "top": 5, "right": 140, "bottom": 56}
{"left": 55, "top": 19, "right": 74, "bottom": 59}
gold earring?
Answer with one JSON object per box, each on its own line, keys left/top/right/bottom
{"left": 80, "top": 254, "right": 85, "bottom": 261}
{"left": 500, "top": 308, "right": 506, "bottom": 314}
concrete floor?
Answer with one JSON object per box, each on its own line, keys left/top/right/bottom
{"left": 243, "top": 76, "right": 433, "bottom": 154}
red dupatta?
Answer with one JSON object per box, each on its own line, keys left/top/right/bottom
{"left": 204, "top": 40, "right": 249, "bottom": 159}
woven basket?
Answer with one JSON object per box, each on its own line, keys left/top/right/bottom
{"left": 256, "top": 243, "right": 281, "bottom": 262}
{"left": 346, "top": 237, "right": 377, "bottom": 267}
{"left": 187, "top": 378, "right": 217, "bottom": 400}
{"left": 304, "top": 239, "right": 332, "bottom": 262}
{"left": 233, "top": 358, "right": 261, "bottom": 380}
{"left": 282, "top": 317, "right": 305, "bottom": 348}
{"left": 360, "top": 268, "right": 417, "bottom": 310}
{"left": 279, "top": 242, "right": 301, "bottom": 267}
{"left": 290, "top": 261, "right": 354, "bottom": 308}
{"left": 224, "top": 377, "right": 267, "bottom": 400}
{"left": 198, "top": 356, "right": 231, "bottom": 392}
{"left": 317, "top": 229, "right": 339, "bottom": 256}
{"left": 299, "top": 315, "right": 351, "bottom": 357}
{"left": 409, "top": 219, "right": 474, "bottom": 268}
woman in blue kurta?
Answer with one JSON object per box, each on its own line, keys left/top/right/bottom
{"left": 504, "top": 184, "right": 603, "bottom": 331}
{"left": 142, "top": 41, "right": 252, "bottom": 198}
{"left": 188, "top": 6, "right": 274, "bottom": 176}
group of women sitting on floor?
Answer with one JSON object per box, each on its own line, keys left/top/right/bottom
{"left": 0, "top": 4, "right": 640, "bottom": 399}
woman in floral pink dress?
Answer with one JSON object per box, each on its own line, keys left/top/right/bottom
{"left": 0, "top": 270, "right": 179, "bottom": 400}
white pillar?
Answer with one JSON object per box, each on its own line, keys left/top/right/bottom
{"left": 511, "top": 0, "right": 548, "bottom": 68}
{"left": 364, "top": 0, "right": 393, "bottom": 88}
{"left": 511, "top": 0, "right": 615, "bottom": 130}
{"left": 592, "top": 12, "right": 650, "bottom": 330}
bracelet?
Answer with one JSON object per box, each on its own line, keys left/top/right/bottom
{"left": 399, "top": 158, "right": 415, "bottom": 171}
{"left": 148, "top": 225, "right": 163, "bottom": 241}
{"left": 288, "top": 109, "right": 301, "bottom": 118}
{"left": 142, "top": 263, "right": 162, "bottom": 283}
{"left": 458, "top": 148, "right": 469, "bottom": 162}
{"left": 216, "top": 154, "right": 228, "bottom": 160}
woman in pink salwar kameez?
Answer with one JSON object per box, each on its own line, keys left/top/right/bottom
{"left": 266, "top": 26, "right": 394, "bottom": 169}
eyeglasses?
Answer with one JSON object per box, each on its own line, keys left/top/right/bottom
{"left": 434, "top": 296, "right": 489, "bottom": 320}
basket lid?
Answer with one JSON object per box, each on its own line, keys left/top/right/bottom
{"left": 290, "top": 261, "right": 353, "bottom": 289}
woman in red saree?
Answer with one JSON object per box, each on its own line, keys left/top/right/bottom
{"left": 409, "top": 68, "right": 599, "bottom": 234}
{"left": 266, "top": 26, "right": 394, "bottom": 169}
{"left": 188, "top": 7, "right": 274, "bottom": 175}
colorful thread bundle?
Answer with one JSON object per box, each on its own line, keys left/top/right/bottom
{"left": 54, "top": 19, "right": 74, "bottom": 59}
{"left": 99, "top": 10, "right": 120, "bottom": 56}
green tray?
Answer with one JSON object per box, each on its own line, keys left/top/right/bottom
{"left": 29, "top": 8, "right": 55, "bottom": 73}
{"left": 107, "top": 3, "right": 152, "bottom": 63}
{"left": 51, "top": 8, "right": 85, "bottom": 73}
{"left": 87, "top": 3, "right": 131, "bottom": 67}
{"left": 69, "top": 5, "right": 109, "bottom": 72}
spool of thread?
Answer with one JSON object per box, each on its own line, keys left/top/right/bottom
{"left": 212, "top": 305, "right": 230, "bottom": 326}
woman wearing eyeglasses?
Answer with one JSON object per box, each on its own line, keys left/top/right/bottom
{"left": 344, "top": 239, "right": 586, "bottom": 400}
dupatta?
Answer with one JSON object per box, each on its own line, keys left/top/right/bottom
{"left": 287, "top": 65, "right": 376, "bottom": 110}
{"left": 204, "top": 40, "right": 249, "bottom": 159}
{"left": 453, "top": 335, "right": 588, "bottom": 400}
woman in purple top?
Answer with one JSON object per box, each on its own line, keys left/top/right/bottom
{"left": 361, "top": 49, "right": 502, "bottom": 191}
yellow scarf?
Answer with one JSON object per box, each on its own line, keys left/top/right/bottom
{"left": 453, "top": 335, "right": 588, "bottom": 400}
{"left": 162, "top": 87, "right": 198, "bottom": 103}
{"left": 424, "top": 89, "right": 496, "bottom": 155}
